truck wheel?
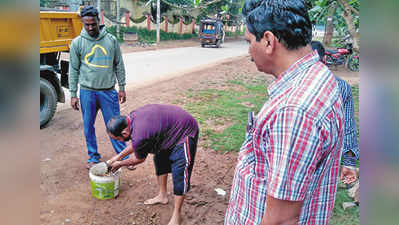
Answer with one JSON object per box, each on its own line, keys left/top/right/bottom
{"left": 40, "top": 78, "right": 57, "bottom": 128}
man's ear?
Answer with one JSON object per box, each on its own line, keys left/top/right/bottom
{"left": 263, "top": 31, "right": 276, "bottom": 54}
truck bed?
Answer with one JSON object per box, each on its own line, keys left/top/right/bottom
{"left": 40, "top": 11, "right": 82, "bottom": 54}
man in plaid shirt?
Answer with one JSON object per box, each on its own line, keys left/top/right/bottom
{"left": 225, "top": 0, "right": 345, "bottom": 224}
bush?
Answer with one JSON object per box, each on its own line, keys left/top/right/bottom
{"left": 107, "top": 26, "right": 197, "bottom": 43}
{"left": 225, "top": 29, "right": 245, "bottom": 37}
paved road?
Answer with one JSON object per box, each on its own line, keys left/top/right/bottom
{"left": 58, "top": 40, "right": 248, "bottom": 111}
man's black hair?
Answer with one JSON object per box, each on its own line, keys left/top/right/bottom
{"left": 80, "top": 6, "right": 99, "bottom": 19}
{"left": 107, "top": 115, "right": 128, "bottom": 137}
{"left": 242, "top": 0, "right": 312, "bottom": 50}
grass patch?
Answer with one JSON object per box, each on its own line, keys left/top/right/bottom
{"left": 330, "top": 186, "right": 360, "bottom": 225}
{"left": 352, "top": 84, "right": 359, "bottom": 127}
{"left": 182, "top": 77, "right": 268, "bottom": 152}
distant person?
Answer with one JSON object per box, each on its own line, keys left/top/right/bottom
{"left": 106, "top": 104, "right": 199, "bottom": 225}
{"left": 68, "top": 6, "right": 131, "bottom": 170}
{"left": 225, "top": 1, "right": 345, "bottom": 224}
{"left": 311, "top": 41, "right": 360, "bottom": 184}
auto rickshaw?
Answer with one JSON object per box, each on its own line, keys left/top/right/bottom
{"left": 199, "top": 18, "right": 225, "bottom": 48}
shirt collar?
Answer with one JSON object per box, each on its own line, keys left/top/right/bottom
{"left": 267, "top": 51, "right": 320, "bottom": 99}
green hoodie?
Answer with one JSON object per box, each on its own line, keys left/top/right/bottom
{"left": 68, "top": 25, "right": 126, "bottom": 98}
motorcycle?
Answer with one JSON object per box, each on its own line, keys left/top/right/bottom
{"left": 324, "top": 42, "right": 359, "bottom": 72}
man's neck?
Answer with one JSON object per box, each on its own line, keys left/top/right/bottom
{"left": 272, "top": 45, "right": 312, "bottom": 79}
{"left": 90, "top": 33, "right": 99, "bottom": 39}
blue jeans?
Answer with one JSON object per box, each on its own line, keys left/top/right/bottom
{"left": 80, "top": 89, "right": 126, "bottom": 163}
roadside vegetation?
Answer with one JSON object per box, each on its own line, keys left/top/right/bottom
{"left": 107, "top": 25, "right": 244, "bottom": 43}
{"left": 107, "top": 26, "right": 197, "bottom": 43}
{"left": 176, "top": 74, "right": 359, "bottom": 224}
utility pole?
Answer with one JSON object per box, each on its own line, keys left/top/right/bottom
{"left": 156, "top": 0, "right": 160, "bottom": 44}
{"left": 97, "top": 0, "right": 101, "bottom": 16}
{"left": 117, "top": 0, "right": 120, "bottom": 39}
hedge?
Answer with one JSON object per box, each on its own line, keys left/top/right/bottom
{"left": 107, "top": 25, "right": 197, "bottom": 43}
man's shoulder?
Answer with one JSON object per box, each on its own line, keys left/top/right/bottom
{"left": 104, "top": 31, "right": 118, "bottom": 43}
{"left": 335, "top": 76, "right": 351, "bottom": 92}
{"left": 72, "top": 34, "right": 84, "bottom": 42}
{"left": 70, "top": 35, "right": 84, "bottom": 48}
{"left": 284, "top": 68, "right": 341, "bottom": 119}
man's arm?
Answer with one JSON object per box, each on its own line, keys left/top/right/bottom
{"left": 108, "top": 144, "right": 134, "bottom": 163}
{"left": 260, "top": 195, "right": 303, "bottom": 225}
{"left": 107, "top": 144, "right": 145, "bottom": 172}
{"left": 342, "top": 82, "right": 359, "bottom": 166}
{"left": 263, "top": 107, "right": 319, "bottom": 224}
{"left": 113, "top": 38, "right": 126, "bottom": 103}
{"left": 68, "top": 39, "right": 81, "bottom": 110}
{"left": 341, "top": 84, "right": 359, "bottom": 184}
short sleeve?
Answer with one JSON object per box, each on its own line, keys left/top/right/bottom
{"left": 133, "top": 148, "right": 148, "bottom": 160}
{"left": 266, "top": 107, "right": 322, "bottom": 201}
{"left": 132, "top": 139, "right": 150, "bottom": 160}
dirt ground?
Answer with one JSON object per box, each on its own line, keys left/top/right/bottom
{"left": 40, "top": 41, "right": 359, "bottom": 225}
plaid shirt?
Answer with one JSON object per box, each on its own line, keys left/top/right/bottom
{"left": 225, "top": 52, "right": 344, "bottom": 225}
{"left": 336, "top": 77, "right": 359, "bottom": 166}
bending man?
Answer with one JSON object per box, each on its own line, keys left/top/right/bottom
{"left": 106, "top": 104, "right": 199, "bottom": 225}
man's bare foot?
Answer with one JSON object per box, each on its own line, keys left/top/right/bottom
{"left": 167, "top": 215, "right": 182, "bottom": 225}
{"left": 144, "top": 194, "right": 168, "bottom": 205}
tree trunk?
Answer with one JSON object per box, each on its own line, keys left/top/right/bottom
{"left": 337, "top": 0, "right": 359, "bottom": 52}
{"left": 323, "top": 2, "right": 338, "bottom": 46}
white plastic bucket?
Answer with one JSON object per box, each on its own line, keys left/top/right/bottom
{"left": 89, "top": 167, "right": 121, "bottom": 200}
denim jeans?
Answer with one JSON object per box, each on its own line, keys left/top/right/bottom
{"left": 80, "top": 88, "right": 126, "bottom": 163}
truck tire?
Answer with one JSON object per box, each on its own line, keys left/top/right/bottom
{"left": 40, "top": 78, "right": 57, "bottom": 128}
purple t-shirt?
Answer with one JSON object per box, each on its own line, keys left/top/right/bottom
{"left": 128, "top": 104, "right": 199, "bottom": 159}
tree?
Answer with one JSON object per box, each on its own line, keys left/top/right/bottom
{"left": 323, "top": 1, "right": 338, "bottom": 46}
{"left": 337, "top": 0, "right": 359, "bottom": 51}
{"left": 147, "top": 0, "right": 244, "bottom": 25}
{"left": 40, "top": 0, "right": 51, "bottom": 7}
{"left": 307, "top": 0, "right": 359, "bottom": 51}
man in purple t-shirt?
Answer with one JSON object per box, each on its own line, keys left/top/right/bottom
{"left": 106, "top": 104, "right": 199, "bottom": 225}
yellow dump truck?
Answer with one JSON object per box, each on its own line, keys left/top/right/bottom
{"left": 40, "top": 11, "right": 82, "bottom": 127}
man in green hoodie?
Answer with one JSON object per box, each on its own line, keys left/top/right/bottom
{"left": 69, "top": 6, "right": 129, "bottom": 169}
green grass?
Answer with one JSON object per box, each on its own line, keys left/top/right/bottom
{"left": 181, "top": 77, "right": 268, "bottom": 152}
{"left": 352, "top": 85, "right": 359, "bottom": 128}
{"left": 330, "top": 186, "right": 360, "bottom": 225}
{"left": 180, "top": 76, "right": 359, "bottom": 224}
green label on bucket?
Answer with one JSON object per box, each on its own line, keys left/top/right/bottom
{"left": 91, "top": 180, "right": 115, "bottom": 199}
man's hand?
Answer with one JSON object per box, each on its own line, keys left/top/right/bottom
{"left": 106, "top": 155, "right": 120, "bottom": 166}
{"left": 118, "top": 91, "right": 126, "bottom": 104}
{"left": 340, "top": 166, "right": 358, "bottom": 184}
{"left": 109, "top": 161, "right": 123, "bottom": 173}
{"left": 71, "top": 97, "right": 80, "bottom": 111}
